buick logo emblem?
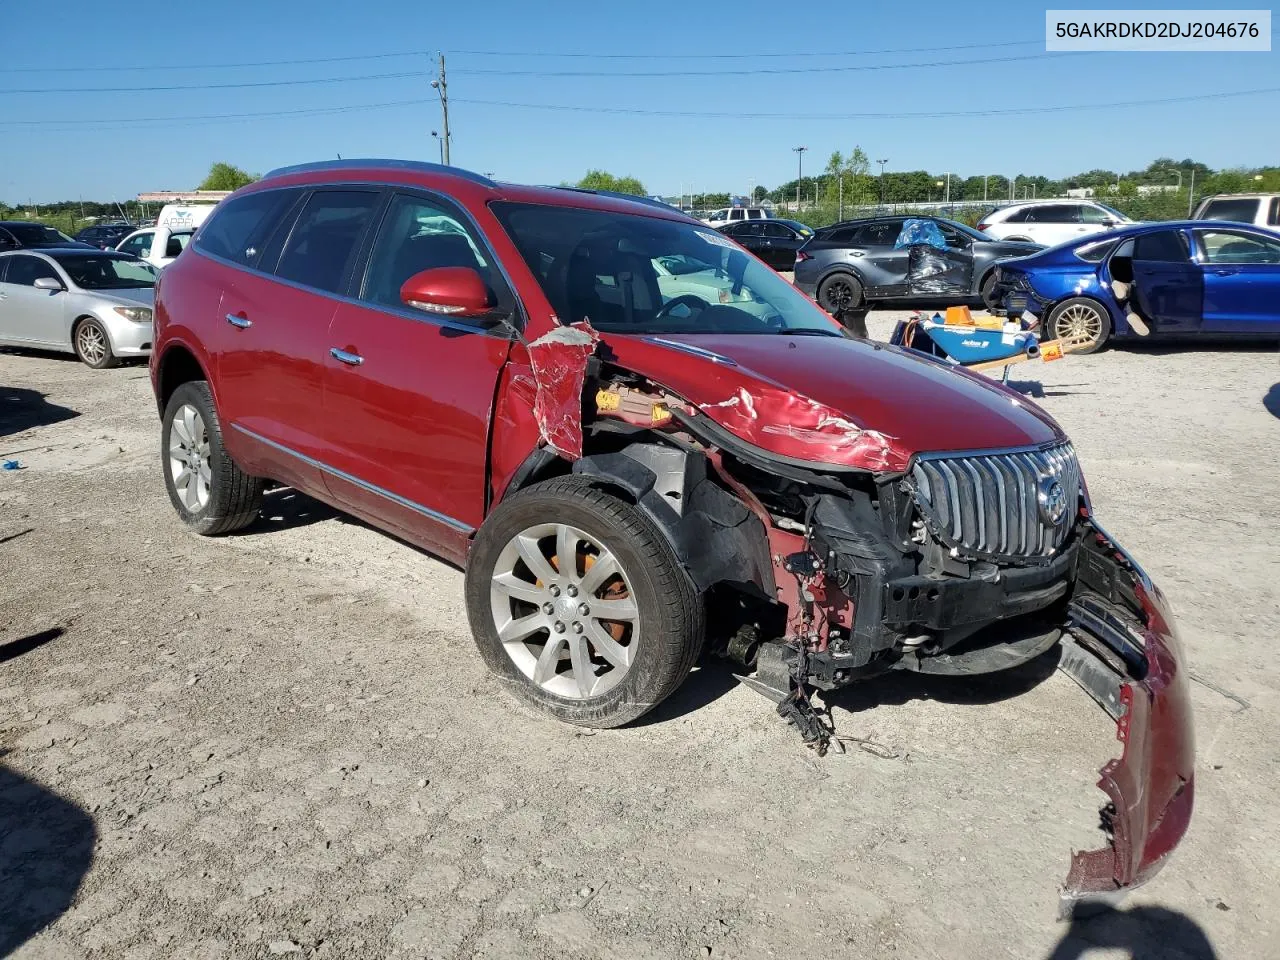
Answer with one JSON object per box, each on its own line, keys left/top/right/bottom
{"left": 1037, "top": 477, "right": 1068, "bottom": 525}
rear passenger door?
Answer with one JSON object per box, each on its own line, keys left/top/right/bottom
{"left": 320, "top": 191, "right": 518, "bottom": 552}
{"left": 211, "top": 187, "right": 379, "bottom": 491}
{"left": 850, "top": 220, "right": 909, "bottom": 298}
{"left": 1130, "top": 229, "right": 1203, "bottom": 335}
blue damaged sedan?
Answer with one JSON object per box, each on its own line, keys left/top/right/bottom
{"left": 991, "top": 220, "right": 1280, "bottom": 353}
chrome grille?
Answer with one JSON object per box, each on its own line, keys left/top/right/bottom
{"left": 909, "top": 443, "right": 1080, "bottom": 560}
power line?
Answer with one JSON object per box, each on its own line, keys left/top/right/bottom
{"left": 0, "top": 39, "right": 1042, "bottom": 74}
{"left": 451, "top": 85, "right": 1280, "bottom": 120}
{"left": 0, "top": 52, "right": 431, "bottom": 73}
{"left": 3, "top": 85, "right": 1274, "bottom": 131}
{"left": 0, "top": 98, "right": 430, "bottom": 128}
{"left": 0, "top": 70, "right": 430, "bottom": 95}
{"left": 450, "top": 38, "right": 1042, "bottom": 59}
{"left": 449, "top": 50, "right": 1089, "bottom": 78}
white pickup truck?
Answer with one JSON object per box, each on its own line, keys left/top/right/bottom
{"left": 115, "top": 203, "right": 217, "bottom": 269}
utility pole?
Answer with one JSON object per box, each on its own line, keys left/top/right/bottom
{"left": 431, "top": 54, "right": 451, "bottom": 165}
{"left": 1187, "top": 168, "right": 1196, "bottom": 216}
{"left": 793, "top": 146, "right": 808, "bottom": 210}
{"left": 983, "top": 175, "right": 988, "bottom": 203}
{"left": 838, "top": 174, "right": 844, "bottom": 221}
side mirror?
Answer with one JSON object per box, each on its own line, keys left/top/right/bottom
{"left": 400, "top": 266, "right": 494, "bottom": 319}
{"left": 33, "top": 277, "right": 64, "bottom": 292}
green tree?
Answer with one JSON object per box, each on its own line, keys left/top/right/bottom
{"left": 575, "top": 170, "right": 646, "bottom": 196}
{"left": 198, "top": 162, "right": 258, "bottom": 191}
{"left": 752, "top": 185, "right": 769, "bottom": 203}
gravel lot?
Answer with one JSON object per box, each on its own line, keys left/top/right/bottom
{"left": 2, "top": 314, "right": 1277, "bottom": 959}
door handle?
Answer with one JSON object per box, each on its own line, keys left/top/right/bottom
{"left": 330, "top": 347, "right": 364, "bottom": 366}
{"left": 1211, "top": 268, "right": 1240, "bottom": 276}
{"left": 225, "top": 313, "right": 251, "bottom": 329}
{"left": 848, "top": 250, "right": 865, "bottom": 258}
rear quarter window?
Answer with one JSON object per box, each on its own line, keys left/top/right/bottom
{"left": 195, "top": 189, "right": 299, "bottom": 267}
{"left": 1199, "top": 198, "right": 1261, "bottom": 223}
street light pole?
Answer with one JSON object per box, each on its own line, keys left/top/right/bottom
{"left": 793, "top": 146, "right": 808, "bottom": 209}
{"left": 877, "top": 158, "right": 888, "bottom": 208}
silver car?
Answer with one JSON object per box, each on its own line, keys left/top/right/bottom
{"left": 0, "top": 249, "right": 157, "bottom": 368}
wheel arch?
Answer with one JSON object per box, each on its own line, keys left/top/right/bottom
{"left": 155, "top": 343, "right": 209, "bottom": 417}
{"left": 502, "top": 441, "right": 775, "bottom": 598}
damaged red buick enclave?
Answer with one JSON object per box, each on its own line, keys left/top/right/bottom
{"left": 149, "top": 160, "right": 1193, "bottom": 907}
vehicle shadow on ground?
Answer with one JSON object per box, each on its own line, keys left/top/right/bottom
{"left": 0, "top": 385, "right": 79, "bottom": 440}
{"left": 0, "top": 627, "right": 64, "bottom": 665}
{"left": 0, "top": 760, "right": 97, "bottom": 956}
{"left": 1113, "top": 340, "right": 1279, "bottom": 356}
{"left": 1264, "top": 383, "right": 1280, "bottom": 419}
{"left": 631, "top": 658, "right": 743, "bottom": 727}
{"left": 1045, "top": 903, "right": 1217, "bottom": 959}
{"left": 827, "top": 644, "right": 1063, "bottom": 716}
{"left": 236, "top": 487, "right": 348, "bottom": 535}
{"left": 1004, "top": 380, "right": 1093, "bottom": 399}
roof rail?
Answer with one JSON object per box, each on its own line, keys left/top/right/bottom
{"left": 263, "top": 159, "right": 496, "bottom": 188}
{"left": 552, "top": 187, "right": 681, "bottom": 213}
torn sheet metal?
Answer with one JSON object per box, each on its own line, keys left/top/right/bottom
{"left": 696, "top": 384, "right": 906, "bottom": 473}
{"left": 1056, "top": 530, "right": 1196, "bottom": 914}
{"left": 525, "top": 320, "right": 600, "bottom": 460}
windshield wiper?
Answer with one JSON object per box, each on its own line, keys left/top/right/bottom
{"left": 777, "top": 328, "right": 844, "bottom": 337}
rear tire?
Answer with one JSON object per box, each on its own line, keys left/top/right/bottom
{"left": 1046, "top": 297, "right": 1112, "bottom": 355}
{"left": 73, "top": 317, "right": 118, "bottom": 369}
{"left": 465, "top": 477, "right": 703, "bottom": 728}
{"left": 979, "top": 271, "right": 1001, "bottom": 311}
{"left": 161, "top": 381, "right": 264, "bottom": 535}
{"left": 817, "top": 272, "right": 863, "bottom": 315}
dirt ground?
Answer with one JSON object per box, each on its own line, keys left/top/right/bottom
{"left": 1, "top": 315, "right": 1277, "bottom": 960}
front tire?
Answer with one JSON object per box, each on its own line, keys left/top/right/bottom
{"left": 161, "top": 381, "right": 264, "bottom": 535}
{"left": 465, "top": 477, "right": 703, "bottom": 728}
{"left": 1046, "top": 297, "right": 1112, "bottom": 354}
{"left": 73, "top": 317, "right": 118, "bottom": 369}
{"left": 817, "top": 272, "right": 863, "bottom": 315}
{"left": 979, "top": 271, "right": 1001, "bottom": 312}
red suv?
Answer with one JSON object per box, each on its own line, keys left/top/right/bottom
{"left": 150, "top": 160, "right": 1192, "bottom": 901}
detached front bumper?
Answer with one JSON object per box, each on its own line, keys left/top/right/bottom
{"left": 1056, "top": 524, "right": 1195, "bottom": 912}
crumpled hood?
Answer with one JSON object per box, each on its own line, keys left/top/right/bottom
{"left": 601, "top": 333, "right": 1063, "bottom": 473}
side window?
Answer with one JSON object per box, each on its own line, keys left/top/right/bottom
{"left": 359, "top": 193, "right": 495, "bottom": 311}
{"left": 196, "top": 190, "right": 297, "bottom": 267}
{"left": 273, "top": 191, "right": 381, "bottom": 295}
{"left": 1197, "top": 230, "right": 1280, "bottom": 265}
{"left": 857, "top": 221, "right": 901, "bottom": 246}
{"left": 119, "top": 233, "right": 152, "bottom": 258}
{"left": 1002, "top": 208, "right": 1030, "bottom": 223}
{"left": 735, "top": 222, "right": 763, "bottom": 237}
{"left": 747, "top": 209, "right": 764, "bottom": 220}
{"left": 823, "top": 225, "right": 859, "bottom": 243}
{"left": 1028, "top": 205, "right": 1079, "bottom": 223}
{"left": 1080, "top": 205, "right": 1113, "bottom": 224}
{"left": 763, "top": 222, "right": 792, "bottom": 239}
{"left": 5, "top": 255, "right": 59, "bottom": 286}
{"left": 1269, "top": 198, "right": 1280, "bottom": 226}
{"left": 1133, "top": 230, "right": 1190, "bottom": 263}
{"left": 0, "top": 229, "right": 18, "bottom": 250}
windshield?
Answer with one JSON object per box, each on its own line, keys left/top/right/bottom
{"left": 492, "top": 202, "right": 843, "bottom": 336}
{"left": 54, "top": 255, "right": 158, "bottom": 289}
{"left": 9, "top": 224, "right": 74, "bottom": 245}
{"left": 1093, "top": 203, "right": 1128, "bottom": 221}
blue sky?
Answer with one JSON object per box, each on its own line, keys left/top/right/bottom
{"left": 2, "top": 0, "right": 1276, "bottom": 203}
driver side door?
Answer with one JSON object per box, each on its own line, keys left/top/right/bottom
{"left": 321, "top": 190, "right": 518, "bottom": 556}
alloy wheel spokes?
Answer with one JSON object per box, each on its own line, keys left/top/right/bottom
{"left": 169, "top": 403, "right": 211, "bottom": 510}
{"left": 489, "top": 522, "right": 639, "bottom": 700}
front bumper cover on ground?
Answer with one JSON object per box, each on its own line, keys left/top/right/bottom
{"left": 1055, "top": 526, "right": 1195, "bottom": 913}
